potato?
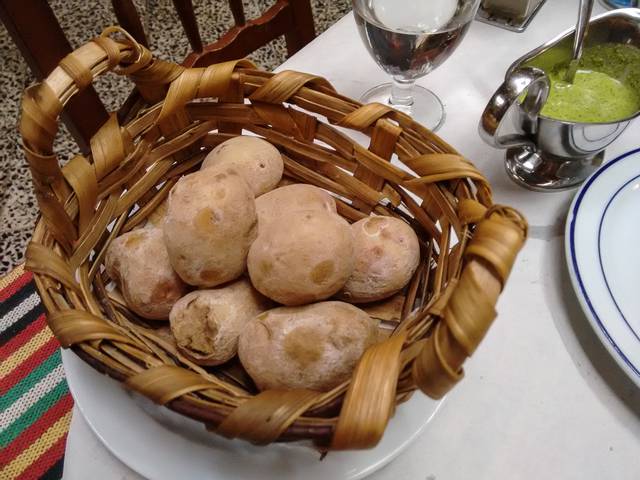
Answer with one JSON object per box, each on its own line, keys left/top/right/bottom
{"left": 163, "top": 168, "right": 257, "bottom": 287}
{"left": 338, "top": 216, "right": 420, "bottom": 303}
{"left": 105, "top": 228, "right": 187, "bottom": 320}
{"left": 248, "top": 210, "right": 354, "bottom": 305}
{"left": 255, "top": 184, "right": 336, "bottom": 231}
{"left": 169, "top": 278, "right": 271, "bottom": 366}
{"left": 238, "top": 301, "right": 379, "bottom": 391}
{"left": 201, "top": 136, "right": 283, "bottom": 196}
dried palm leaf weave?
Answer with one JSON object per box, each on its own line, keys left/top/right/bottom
{"left": 21, "top": 28, "right": 527, "bottom": 450}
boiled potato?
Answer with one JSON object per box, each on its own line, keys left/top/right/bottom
{"left": 247, "top": 210, "right": 354, "bottom": 305}
{"left": 255, "top": 183, "right": 336, "bottom": 231}
{"left": 338, "top": 216, "right": 420, "bottom": 303}
{"left": 201, "top": 136, "right": 283, "bottom": 196}
{"left": 169, "top": 278, "right": 271, "bottom": 366}
{"left": 163, "top": 168, "right": 257, "bottom": 287}
{"left": 105, "top": 228, "right": 187, "bottom": 320}
{"left": 238, "top": 301, "right": 379, "bottom": 391}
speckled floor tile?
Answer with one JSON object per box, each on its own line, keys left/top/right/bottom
{"left": 0, "top": 0, "right": 350, "bottom": 275}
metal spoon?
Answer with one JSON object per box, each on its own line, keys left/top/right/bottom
{"left": 566, "top": 0, "right": 595, "bottom": 83}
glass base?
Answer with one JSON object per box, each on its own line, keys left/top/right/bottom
{"left": 359, "top": 82, "right": 445, "bottom": 132}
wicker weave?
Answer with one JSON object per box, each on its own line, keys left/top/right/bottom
{"left": 21, "top": 27, "right": 527, "bottom": 450}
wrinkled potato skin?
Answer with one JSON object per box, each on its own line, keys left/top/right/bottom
{"left": 163, "top": 169, "right": 257, "bottom": 287}
{"left": 338, "top": 216, "right": 420, "bottom": 303}
{"left": 238, "top": 301, "right": 379, "bottom": 391}
{"left": 170, "top": 278, "right": 271, "bottom": 365}
{"left": 255, "top": 184, "right": 336, "bottom": 232}
{"left": 248, "top": 210, "right": 354, "bottom": 305}
{"left": 105, "top": 228, "right": 187, "bottom": 320}
{"left": 201, "top": 136, "right": 283, "bottom": 197}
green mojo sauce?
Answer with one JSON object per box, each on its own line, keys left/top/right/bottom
{"left": 541, "top": 69, "right": 638, "bottom": 122}
{"left": 531, "top": 43, "right": 640, "bottom": 123}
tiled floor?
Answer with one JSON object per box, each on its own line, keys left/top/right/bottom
{"left": 0, "top": 0, "right": 350, "bottom": 275}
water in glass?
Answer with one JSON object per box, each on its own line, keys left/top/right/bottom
{"left": 353, "top": 0, "right": 480, "bottom": 130}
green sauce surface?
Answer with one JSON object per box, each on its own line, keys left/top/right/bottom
{"left": 541, "top": 69, "right": 639, "bottom": 122}
{"left": 529, "top": 43, "right": 640, "bottom": 123}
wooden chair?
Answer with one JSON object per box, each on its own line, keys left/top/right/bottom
{"left": 1, "top": 0, "right": 316, "bottom": 152}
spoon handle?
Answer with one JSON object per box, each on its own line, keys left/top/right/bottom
{"left": 573, "top": 0, "right": 595, "bottom": 61}
{"left": 566, "top": 0, "right": 595, "bottom": 82}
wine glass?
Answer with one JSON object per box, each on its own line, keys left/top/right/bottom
{"left": 353, "top": 0, "right": 480, "bottom": 131}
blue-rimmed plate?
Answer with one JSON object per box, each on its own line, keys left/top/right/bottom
{"left": 566, "top": 147, "right": 640, "bottom": 388}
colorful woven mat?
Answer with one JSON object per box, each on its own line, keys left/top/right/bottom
{"left": 0, "top": 265, "right": 72, "bottom": 480}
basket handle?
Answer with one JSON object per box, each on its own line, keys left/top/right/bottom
{"left": 22, "top": 27, "right": 148, "bottom": 156}
{"left": 412, "top": 203, "right": 528, "bottom": 398}
{"left": 20, "top": 28, "right": 254, "bottom": 252}
{"left": 330, "top": 202, "right": 527, "bottom": 449}
{"left": 20, "top": 29, "right": 151, "bottom": 251}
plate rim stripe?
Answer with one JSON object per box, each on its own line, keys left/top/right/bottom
{"left": 568, "top": 146, "right": 640, "bottom": 380}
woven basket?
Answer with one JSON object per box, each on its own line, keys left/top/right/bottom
{"left": 21, "top": 28, "right": 527, "bottom": 450}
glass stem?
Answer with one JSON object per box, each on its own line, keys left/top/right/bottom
{"left": 389, "top": 77, "right": 415, "bottom": 112}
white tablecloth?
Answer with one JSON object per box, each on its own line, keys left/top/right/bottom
{"left": 63, "top": 1, "right": 640, "bottom": 478}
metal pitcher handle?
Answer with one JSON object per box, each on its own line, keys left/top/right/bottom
{"left": 479, "top": 66, "right": 550, "bottom": 150}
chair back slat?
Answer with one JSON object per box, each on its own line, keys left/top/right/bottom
{"left": 111, "top": 0, "right": 149, "bottom": 46}
{"left": 229, "top": 0, "right": 246, "bottom": 26}
{"left": 171, "top": 0, "right": 204, "bottom": 53}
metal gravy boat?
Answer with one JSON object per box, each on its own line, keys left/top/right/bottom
{"left": 479, "top": 8, "right": 640, "bottom": 190}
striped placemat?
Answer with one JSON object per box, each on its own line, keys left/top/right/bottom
{"left": 1, "top": 265, "right": 73, "bottom": 480}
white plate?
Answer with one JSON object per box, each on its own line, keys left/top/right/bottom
{"left": 565, "top": 147, "right": 640, "bottom": 388}
{"left": 61, "top": 349, "right": 441, "bottom": 480}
